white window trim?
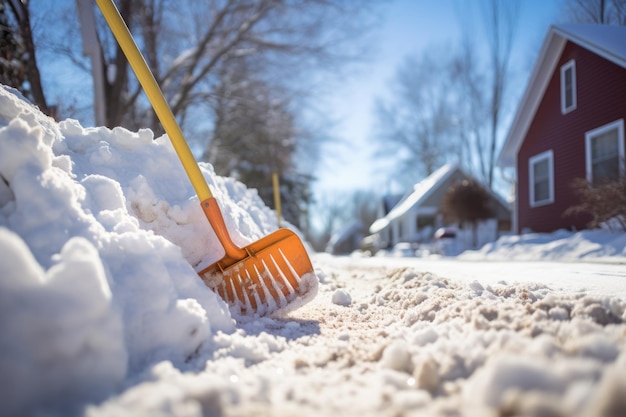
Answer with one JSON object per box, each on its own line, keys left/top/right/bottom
{"left": 560, "top": 59, "right": 577, "bottom": 114}
{"left": 585, "top": 119, "right": 625, "bottom": 183}
{"left": 529, "top": 149, "right": 554, "bottom": 207}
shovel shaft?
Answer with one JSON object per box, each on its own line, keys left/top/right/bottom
{"left": 95, "top": 0, "right": 212, "bottom": 201}
{"left": 201, "top": 197, "right": 247, "bottom": 261}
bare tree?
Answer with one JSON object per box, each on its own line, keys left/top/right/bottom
{"left": 449, "top": 0, "right": 519, "bottom": 190}
{"left": 3, "top": 0, "right": 53, "bottom": 117}
{"left": 564, "top": 0, "right": 626, "bottom": 24}
{"left": 203, "top": 64, "right": 292, "bottom": 174}
{"left": 202, "top": 59, "right": 311, "bottom": 228}
{"left": 482, "top": 0, "right": 520, "bottom": 189}
{"left": 113, "top": 0, "right": 373, "bottom": 130}
{"left": 38, "top": 0, "right": 378, "bottom": 132}
{"left": 374, "top": 48, "right": 458, "bottom": 187}
{"left": 0, "top": 3, "right": 25, "bottom": 90}
{"left": 450, "top": 38, "right": 490, "bottom": 180}
{"left": 375, "top": 1, "right": 520, "bottom": 192}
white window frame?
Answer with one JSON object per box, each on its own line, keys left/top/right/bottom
{"left": 585, "top": 119, "right": 625, "bottom": 184}
{"left": 529, "top": 149, "right": 554, "bottom": 207}
{"left": 560, "top": 59, "right": 577, "bottom": 114}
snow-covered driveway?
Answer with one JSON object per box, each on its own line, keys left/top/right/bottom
{"left": 89, "top": 254, "right": 626, "bottom": 417}
{"left": 324, "top": 255, "right": 626, "bottom": 299}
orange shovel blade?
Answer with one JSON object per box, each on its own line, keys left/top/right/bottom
{"left": 198, "top": 228, "right": 318, "bottom": 316}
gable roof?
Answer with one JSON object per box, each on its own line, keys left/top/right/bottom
{"left": 369, "top": 163, "right": 460, "bottom": 234}
{"left": 497, "top": 24, "right": 626, "bottom": 167}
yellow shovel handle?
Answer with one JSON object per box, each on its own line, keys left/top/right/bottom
{"left": 95, "top": 0, "right": 212, "bottom": 201}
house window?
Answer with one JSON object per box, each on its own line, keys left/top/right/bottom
{"left": 560, "top": 60, "right": 576, "bottom": 114}
{"left": 529, "top": 150, "right": 554, "bottom": 207}
{"left": 585, "top": 119, "right": 625, "bottom": 185}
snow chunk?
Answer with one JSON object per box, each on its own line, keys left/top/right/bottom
{"left": 380, "top": 341, "right": 413, "bottom": 373}
{"left": 582, "top": 366, "right": 626, "bottom": 416}
{"left": 411, "top": 327, "right": 438, "bottom": 346}
{"left": 469, "top": 280, "right": 484, "bottom": 293}
{"left": 0, "top": 118, "right": 52, "bottom": 181}
{"left": 464, "top": 355, "right": 565, "bottom": 409}
{"left": 332, "top": 288, "right": 352, "bottom": 306}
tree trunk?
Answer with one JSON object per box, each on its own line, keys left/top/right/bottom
{"left": 103, "top": 0, "right": 132, "bottom": 128}
{"left": 8, "top": 0, "right": 52, "bottom": 118}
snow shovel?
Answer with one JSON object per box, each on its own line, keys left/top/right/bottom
{"left": 95, "top": 0, "right": 317, "bottom": 316}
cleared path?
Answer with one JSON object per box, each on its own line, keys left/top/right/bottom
{"left": 317, "top": 254, "right": 626, "bottom": 300}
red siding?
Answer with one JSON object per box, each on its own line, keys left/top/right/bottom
{"left": 517, "top": 42, "right": 626, "bottom": 233}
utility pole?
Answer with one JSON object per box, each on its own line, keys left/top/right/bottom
{"left": 75, "top": 0, "right": 106, "bottom": 126}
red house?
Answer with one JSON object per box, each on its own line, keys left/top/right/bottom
{"left": 498, "top": 24, "right": 626, "bottom": 233}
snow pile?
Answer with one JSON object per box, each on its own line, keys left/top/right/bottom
{"left": 460, "top": 229, "right": 626, "bottom": 263}
{"left": 331, "top": 288, "right": 352, "bottom": 306}
{"left": 0, "top": 85, "right": 303, "bottom": 415}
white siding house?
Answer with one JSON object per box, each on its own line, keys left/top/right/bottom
{"left": 369, "top": 164, "right": 511, "bottom": 251}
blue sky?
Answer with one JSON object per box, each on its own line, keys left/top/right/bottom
{"left": 315, "top": 0, "right": 565, "bottom": 198}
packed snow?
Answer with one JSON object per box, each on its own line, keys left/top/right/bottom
{"left": 1, "top": 85, "right": 626, "bottom": 417}
{"left": 461, "top": 228, "right": 626, "bottom": 264}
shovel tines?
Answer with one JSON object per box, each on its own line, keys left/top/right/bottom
{"left": 198, "top": 198, "right": 318, "bottom": 315}
{"left": 200, "top": 246, "right": 315, "bottom": 315}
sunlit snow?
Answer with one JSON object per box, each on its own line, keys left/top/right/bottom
{"left": 1, "top": 85, "right": 625, "bottom": 417}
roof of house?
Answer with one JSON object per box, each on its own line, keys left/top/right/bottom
{"left": 497, "top": 24, "right": 626, "bottom": 167}
{"left": 369, "top": 163, "right": 459, "bottom": 234}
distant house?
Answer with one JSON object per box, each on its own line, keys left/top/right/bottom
{"left": 368, "top": 164, "right": 511, "bottom": 250}
{"left": 498, "top": 24, "right": 626, "bottom": 233}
